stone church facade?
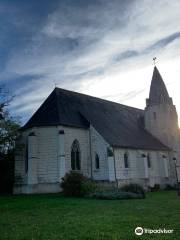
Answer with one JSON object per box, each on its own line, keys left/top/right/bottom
{"left": 14, "top": 67, "right": 180, "bottom": 193}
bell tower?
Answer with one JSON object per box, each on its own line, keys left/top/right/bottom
{"left": 145, "top": 66, "right": 180, "bottom": 181}
{"left": 145, "top": 66, "right": 179, "bottom": 148}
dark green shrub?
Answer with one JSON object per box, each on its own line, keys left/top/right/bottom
{"left": 151, "top": 184, "right": 160, "bottom": 192}
{"left": 120, "top": 183, "right": 145, "bottom": 198}
{"left": 60, "top": 171, "right": 87, "bottom": 197}
{"left": 81, "top": 179, "right": 98, "bottom": 195}
{"left": 164, "top": 184, "right": 176, "bottom": 191}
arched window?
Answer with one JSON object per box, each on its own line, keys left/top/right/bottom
{"left": 71, "top": 140, "right": 81, "bottom": 170}
{"left": 95, "top": 153, "right": 100, "bottom": 169}
{"left": 147, "top": 153, "right": 151, "bottom": 168}
{"left": 124, "top": 152, "right": 129, "bottom": 168}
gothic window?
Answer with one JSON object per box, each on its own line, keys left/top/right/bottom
{"left": 95, "top": 153, "right": 100, "bottom": 169}
{"left": 147, "top": 153, "right": 151, "bottom": 168}
{"left": 124, "top": 152, "right": 129, "bottom": 168}
{"left": 71, "top": 140, "right": 81, "bottom": 170}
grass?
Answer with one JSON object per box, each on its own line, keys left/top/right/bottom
{"left": 0, "top": 191, "right": 180, "bottom": 240}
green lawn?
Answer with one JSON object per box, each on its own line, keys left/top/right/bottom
{"left": 0, "top": 191, "right": 179, "bottom": 240}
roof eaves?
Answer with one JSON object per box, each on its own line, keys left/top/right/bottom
{"left": 112, "top": 144, "right": 170, "bottom": 151}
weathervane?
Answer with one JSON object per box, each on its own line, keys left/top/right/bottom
{"left": 153, "top": 57, "right": 157, "bottom": 66}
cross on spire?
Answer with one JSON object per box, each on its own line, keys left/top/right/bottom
{"left": 153, "top": 57, "right": 157, "bottom": 66}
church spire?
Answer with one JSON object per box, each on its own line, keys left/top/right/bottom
{"left": 146, "top": 66, "right": 172, "bottom": 107}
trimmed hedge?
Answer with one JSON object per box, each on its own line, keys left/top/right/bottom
{"left": 86, "top": 189, "right": 144, "bottom": 200}
{"left": 120, "top": 183, "right": 145, "bottom": 198}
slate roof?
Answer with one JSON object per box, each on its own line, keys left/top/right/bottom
{"left": 147, "top": 66, "right": 172, "bottom": 106}
{"left": 23, "top": 87, "right": 169, "bottom": 151}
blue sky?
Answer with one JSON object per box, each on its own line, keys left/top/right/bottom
{"left": 1, "top": 0, "right": 180, "bottom": 125}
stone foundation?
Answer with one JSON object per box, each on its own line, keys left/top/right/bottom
{"left": 14, "top": 176, "right": 176, "bottom": 194}
{"left": 117, "top": 177, "right": 176, "bottom": 190}
{"left": 13, "top": 183, "right": 60, "bottom": 194}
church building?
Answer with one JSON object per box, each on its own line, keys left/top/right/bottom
{"left": 14, "top": 66, "right": 180, "bottom": 193}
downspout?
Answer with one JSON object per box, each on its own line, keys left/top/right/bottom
{"left": 89, "top": 125, "right": 93, "bottom": 179}
{"left": 113, "top": 148, "right": 118, "bottom": 188}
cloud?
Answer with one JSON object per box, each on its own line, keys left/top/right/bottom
{"left": 112, "top": 50, "right": 139, "bottom": 63}
{"left": 1, "top": 0, "right": 180, "bottom": 124}
{"left": 102, "top": 88, "right": 145, "bottom": 102}
{"left": 146, "top": 32, "right": 180, "bottom": 52}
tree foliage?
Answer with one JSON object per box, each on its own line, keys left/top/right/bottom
{"left": 0, "top": 86, "right": 20, "bottom": 154}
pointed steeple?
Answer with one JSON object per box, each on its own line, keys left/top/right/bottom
{"left": 146, "top": 66, "right": 172, "bottom": 106}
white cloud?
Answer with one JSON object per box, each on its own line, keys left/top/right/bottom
{"left": 2, "top": 0, "right": 180, "bottom": 125}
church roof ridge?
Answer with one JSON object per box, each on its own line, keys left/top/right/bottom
{"left": 54, "top": 87, "right": 144, "bottom": 112}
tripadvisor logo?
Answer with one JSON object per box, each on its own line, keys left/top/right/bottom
{"left": 135, "top": 227, "right": 143, "bottom": 235}
{"left": 135, "top": 227, "right": 174, "bottom": 235}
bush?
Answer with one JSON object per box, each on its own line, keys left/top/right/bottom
{"left": 81, "top": 179, "right": 98, "bottom": 195}
{"left": 164, "top": 184, "right": 176, "bottom": 191}
{"left": 120, "top": 183, "right": 145, "bottom": 198}
{"left": 86, "top": 190, "right": 144, "bottom": 200}
{"left": 60, "top": 171, "right": 87, "bottom": 197}
{"left": 60, "top": 173, "right": 146, "bottom": 200}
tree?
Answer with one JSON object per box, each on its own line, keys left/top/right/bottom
{"left": 0, "top": 86, "right": 20, "bottom": 154}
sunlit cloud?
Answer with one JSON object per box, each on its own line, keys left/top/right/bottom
{"left": 0, "top": 0, "right": 180, "bottom": 125}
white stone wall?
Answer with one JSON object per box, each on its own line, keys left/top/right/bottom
{"left": 37, "top": 125, "right": 90, "bottom": 182}
{"left": 37, "top": 127, "right": 59, "bottom": 183}
{"left": 145, "top": 104, "right": 179, "bottom": 151}
{"left": 14, "top": 122, "right": 177, "bottom": 194}
{"left": 14, "top": 128, "right": 34, "bottom": 186}
{"left": 145, "top": 103, "right": 180, "bottom": 181}
{"left": 90, "top": 126, "right": 110, "bottom": 180}
{"left": 27, "top": 134, "right": 38, "bottom": 184}
{"left": 14, "top": 125, "right": 91, "bottom": 193}
{"left": 114, "top": 148, "right": 173, "bottom": 187}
